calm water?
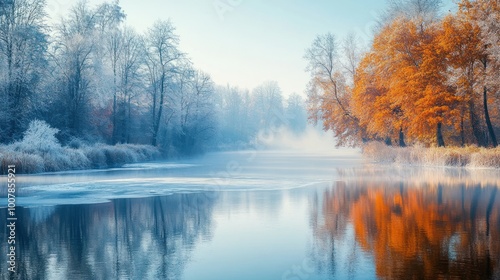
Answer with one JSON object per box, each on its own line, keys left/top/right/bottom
{"left": 1, "top": 150, "right": 499, "bottom": 279}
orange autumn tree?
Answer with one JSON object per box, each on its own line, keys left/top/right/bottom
{"left": 352, "top": 52, "right": 407, "bottom": 146}
{"left": 308, "top": 1, "right": 498, "bottom": 148}
{"left": 352, "top": 20, "right": 420, "bottom": 146}
{"left": 414, "top": 21, "right": 460, "bottom": 147}
{"left": 353, "top": 17, "right": 459, "bottom": 146}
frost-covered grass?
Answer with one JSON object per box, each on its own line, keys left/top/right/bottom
{"left": 362, "top": 141, "right": 500, "bottom": 168}
{"left": 0, "top": 120, "right": 160, "bottom": 174}
{"left": 0, "top": 143, "right": 161, "bottom": 174}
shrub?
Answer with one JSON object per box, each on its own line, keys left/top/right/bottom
{"left": 362, "top": 142, "right": 396, "bottom": 163}
{"left": 82, "top": 145, "right": 107, "bottom": 169}
{"left": 67, "top": 137, "right": 87, "bottom": 149}
{"left": 470, "top": 148, "right": 500, "bottom": 168}
{"left": 444, "top": 149, "right": 470, "bottom": 167}
{"left": 1, "top": 128, "right": 161, "bottom": 174}
{"left": 42, "top": 151, "right": 72, "bottom": 172}
{"left": 65, "top": 148, "right": 91, "bottom": 169}
{"left": 0, "top": 150, "right": 45, "bottom": 174}
{"left": 119, "top": 144, "right": 161, "bottom": 161}
{"left": 103, "top": 145, "right": 128, "bottom": 167}
{"left": 18, "top": 120, "right": 62, "bottom": 154}
{"left": 394, "top": 147, "right": 415, "bottom": 165}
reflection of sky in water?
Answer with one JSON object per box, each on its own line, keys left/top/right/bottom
{"left": 0, "top": 151, "right": 499, "bottom": 279}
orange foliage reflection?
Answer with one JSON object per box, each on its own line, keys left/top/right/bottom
{"left": 313, "top": 181, "right": 500, "bottom": 279}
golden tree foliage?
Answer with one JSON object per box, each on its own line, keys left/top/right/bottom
{"left": 352, "top": 52, "right": 407, "bottom": 145}
{"left": 353, "top": 18, "right": 460, "bottom": 146}
{"left": 308, "top": 1, "right": 499, "bottom": 147}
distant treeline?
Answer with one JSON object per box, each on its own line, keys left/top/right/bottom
{"left": 0, "top": 0, "right": 307, "bottom": 156}
{"left": 306, "top": 0, "right": 499, "bottom": 148}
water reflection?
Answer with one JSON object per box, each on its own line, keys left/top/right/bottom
{"left": 1, "top": 155, "right": 500, "bottom": 279}
{"left": 0, "top": 193, "right": 217, "bottom": 279}
{"left": 312, "top": 177, "right": 500, "bottom": 279}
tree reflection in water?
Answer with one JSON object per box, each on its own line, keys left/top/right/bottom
{"left": 0, "top": 193, "right": 217, "bottom": 279}
{"left": 311, "top": 176, "right": 500, "bottom": 279}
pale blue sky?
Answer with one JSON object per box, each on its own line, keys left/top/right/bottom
{"left": 46, "top": 0, "right": 455, "bottom": 96}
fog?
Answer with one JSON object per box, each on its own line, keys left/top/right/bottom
{"left": 257, "top": 126, "right": 360, "bottom": 154}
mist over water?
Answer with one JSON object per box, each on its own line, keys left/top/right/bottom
{"left": 257, "top": 127, "right": 342, "bottom": 152}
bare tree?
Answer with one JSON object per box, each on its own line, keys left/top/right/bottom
{"left": 305, "top": 33, "right": 351, "bottom": 117}
{"left": 252, "top": 81, "right": 284, "bottom": 130}
{"left": 173, "top": 69, "right": 216, "bottom": 153}
{"left": 118, "top": 28, "right": 144, "bottom": 143}
{"left": 144, "top": 20, "right": 182, "bottom": 146}
{"left": 51, "top": 1, "right": 124, "bottom": 138}
{"left": 381, "top": 0, "right": 444, "bottom": 23}
{"left": 341, "top": 32, "right": 364, "bottom": 85}
{"left": 304, "top": 33, "right": 364, "bottom": 146}
{"left": 0, "top": 0, "right": 48, "bottom": 141}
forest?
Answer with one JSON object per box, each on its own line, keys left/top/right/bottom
{"left": 0, "top": 0, "right": 307, "bottom": 172}
{"left": 306, "top": 0, "right": 499, "bottom": 149}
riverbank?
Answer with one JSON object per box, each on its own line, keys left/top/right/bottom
{"left": 0, "top": 143, "right": 161, "bottom": 174}
{"left": 362, "top": 142, "right": 500, "bottom": 168}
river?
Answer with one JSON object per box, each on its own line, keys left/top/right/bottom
{"left": 1, "top": 150, "right": 499, "bottom": 279}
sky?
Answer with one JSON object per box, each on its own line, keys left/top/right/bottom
{"left": 45, "top": 0, "right": 456, "bottom": 97}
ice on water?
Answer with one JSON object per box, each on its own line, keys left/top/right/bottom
{"left": 2, "top": 150, "right": 361, "bottom": 207}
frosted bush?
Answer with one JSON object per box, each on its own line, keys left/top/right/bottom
{"left": 470, "top": 148, "right": 500, "bottom": 168}
{"left": 67, "top": 137, "right": 86, "bottom": 149}
{"left": 362, "top": 142, "right": 396, "bottom": 163}
{"left": 119, "top": 144, "right": 146, "bottom": 161}
{"left": 116, "top": 144, "right": 139, "bottom": 163}
{"left": 422, "top": 148, "right": 447, "bottom": 166}
{"left": 137, "top": 145, "right": 161, "bottom": 160}
{"left": 394, "top": 147, "right": 413, "bottom": 164}
{"left": 102, "top": 146, "right": 123, "bottom": 166}
{"left": 65, "top": 148, "right": 91, "bottom": 169}
{"left": 3, "top": 130, "right": 161, "bottom": 173}
{"left": 0, "top": 150, "right": 45, "bottom": 174}
{"left": 19, "top": 120, "right": 62, "bottom": 154}
{"left": 42, "top": 150, "right": 72, "bottom": 172}
{"left": 82, "top": 145, "right": 107, "bottom": 168}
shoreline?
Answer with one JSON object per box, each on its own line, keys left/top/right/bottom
{"left": 0, "top": 144, "right": 161, "bottom": 175}
{"left": 362, "top": 142, "right": 500, "bottom": 169}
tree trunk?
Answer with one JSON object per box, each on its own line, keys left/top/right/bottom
{"left": 436, "top": 122, "right": 445, "bottom": 147}
{"left": 152, "top": 75, "right": 166, "bottom": 147}
{"left": 460, "top": 114, "right": 465, "bottom": 147}
{"left": 483, "top": 86, "right": 498, "bottom": 147}
{"left": 126, "top": 95, "right": 131, "bottom": 144}
{"left": 112, "top": 89, "right": 117, "bottom": 144}
{"left": 469, "top": 100, "right": 486, "bottom": 147}
{"left": 481, "top": 57, "right": 497, "bottom": 147}
{"left": 384, "top": 136, "right": 392, "bottom": 146}
{"left": 399, "top": 127, "right": 406, "bottom": 147}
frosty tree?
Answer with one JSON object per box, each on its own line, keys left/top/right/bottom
{"left": 19, "top": 120, "right": 61, "bottom": 153}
